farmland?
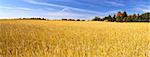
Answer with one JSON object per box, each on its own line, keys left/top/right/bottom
{"left": 0, "top": 20, "right": 150, "bottom": 57}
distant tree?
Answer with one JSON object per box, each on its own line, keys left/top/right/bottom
{"left": 81, "top": 20, "right": 85, "bottom": 21}
{"left": 99, "top": 19, "right": 104, "bottom": 21}
{"left": 116, "top": 16, "right": 122, "bottom": 22}
{"left": 136, "top": 13, "right": 140, "bottom": 21}
{"left": 132, "top": 14, "right": 139, "bottom": 21}
{"left": 96, "top": 11, "right": 149, "bottom": 22}
{"left": 123, "top": 17, "right": 128, "bottom": 22}
{"left": 137, "top": 14, "right": 143, "bottom": 21}
{"left": 23, "top": 18, "right": 26, "bottom": 19}
{"left": 103, "top": 15, "right": 113, "bottom": 21}
{"left": 68, "top": 19, "right": 75, "bottom": 21}
{"left": 68, "top": 19, "right": 72, "bottom": 21}
{"left": 137, "top": 13, "right": 140, "bottom": 19}
{"left": 92, "top": 16, "right": 101, "bottom": 21}
{"left": 76, "top": 19, "right": 80, "bottom": 21}
{"left": 108, "top": 15, "right": 113, "bottom": 21}
{"left": 41, "top": 18, "right": 46, "bottom": 20}
{"left": 128, "top": 15, "right": 133, "bottom": 22}
{"left": 123, "top": 16, "right": 131, "bottom": 22}
{"left": 112, "top": 15, "right": 116, "bottom": 22}
{"left": 123, "top": 11, "right": 128, "bottom": 18}
{"left": 62, "top": 19, "right": 68, "bottom": 21}
{"left": 141, "top": 12, "right": 150, "bottom": 22}
{"left": 103, "top": 16, "right": 108, "bottom": 21}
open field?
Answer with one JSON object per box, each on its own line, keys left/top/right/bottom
{"left": 0, "top": 20, "right": 150, "bottom": 57}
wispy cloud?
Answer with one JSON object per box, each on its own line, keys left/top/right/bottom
{"left": 132, "top": 4, "right": 150, "bottom": 12}
{"left": 0, "top": 5, "right": 96, "bottom": 19}
{"left": 134, "top": 8, "right": 150, "bottom": 12}
{"left": 0, "top": 0, "right": 149, "bottom": 19}
{"left": 0, "top": 6, "right": 48, "bottom": 18}
{"left": 0, "top": 6, "right": 33, "bottom": 11}
{"left": 23, "top": 0, "right": 102, "bottom": 14}
{"left": 21, "top": 0, "right": 109, "bottom": 19}
{"left": 104, "top": 1, "right": 125, "bottom": 6}
{"left": 0, "top": 0, "right": 125, "bottom": 19}
{"left": 0, "top": 5, "right": 120, "bottom": 19}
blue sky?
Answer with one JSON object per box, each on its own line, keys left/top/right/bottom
{"left": 0, "top": 0, "right": 150, "bottom": 19}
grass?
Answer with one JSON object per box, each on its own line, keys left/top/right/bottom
{"left": 0, "top": 20, "right": 150, "bottom": 57}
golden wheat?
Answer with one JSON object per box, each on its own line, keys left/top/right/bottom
{"left": 0, "top": 20, "right": 149, "bottom": 57}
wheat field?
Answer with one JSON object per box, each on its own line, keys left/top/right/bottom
{"left": 0, "top": 20, "right": 150, "bottom": 57}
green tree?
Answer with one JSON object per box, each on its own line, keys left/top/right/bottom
{"left": 76, "top": 19, "right": 80, "bottom": 21}
{"left": 108, "top": 15, "right": 113, "bottom": 21}
{"left": 116, "top": 16, "right": 122, "bottom": 22}
{"left": 132, "top": 14, "right": 137, "bottom": 21}
{"left": 92, "top": 16, "right": 101, "bottom": 21}
{"left": 123, "top": 16, "right": 132, "bottom": 22}
{"left": 128, "top": 15, "right": 133, "bottom": 22}
{"left": 62, "top": 19, "right": 67, "bottom": 21}
{"left": 123, "top": 11, "right": 128, "bottom": 18}
{"left": 81, "top": 20, "right": 85, "bottom": 21}
{"left": 103, "top": 15, "right": 113, "bottom": 21}
{"left": 112, "top": 15, "right": 116, "bottom": 22}
{"left": 141, "top": 12, "right": 150, "bottom": 22}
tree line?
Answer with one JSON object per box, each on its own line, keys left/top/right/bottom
{"left": 12, "top": 11, "right": 149, "bottom": 22}
{"left": 15, "top": 18, "right": 47, "bottom": 20}
{"left": 62, "top": 19, "right": 85, "bottom": 21}
{"left": 92, "top": 12, "right": 150, "bottom": 22}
